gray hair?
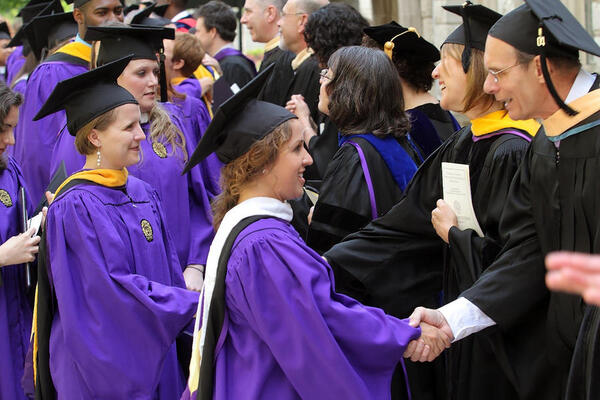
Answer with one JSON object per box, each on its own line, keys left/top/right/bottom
{"left": 295, "top": 0, "right": 327, "bottom": 14}
{"left": 255, "top": 0, "right": 287, "bottom": 13}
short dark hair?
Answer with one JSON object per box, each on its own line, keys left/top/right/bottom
{"left": 195, "top": 0, "right": 237, "bottom": 42}
{"left": 326, "top": 46, "right": 410, "bottom": 138}
{"left": 362, "top": 36, "right": 435, "bottom": 92}
{"left": 0, "top": 83, "right": 23, "bottom": 170}
{"left": 303, "top": 3, "right": 368, "bottom": 67}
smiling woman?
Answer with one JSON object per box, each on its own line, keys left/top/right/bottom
{"left": 180, "top": 65, "right": 441, "bottom": 400}
{"left": 0, "top": 83, "right": 42, "bottom": 400}
{"left": 33, "top": 57, "right": 199, "bottom": 400}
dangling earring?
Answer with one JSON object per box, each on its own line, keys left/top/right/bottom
{"left": 96, "top": 150, "right": 101, "bottom": 168}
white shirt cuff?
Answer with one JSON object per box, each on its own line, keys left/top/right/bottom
{"left": 438, "top": 297, "right": 496, "bottom": 342}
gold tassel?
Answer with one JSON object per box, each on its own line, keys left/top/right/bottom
{"left": 383, "top": 27, "right": 420, "bottom": 60}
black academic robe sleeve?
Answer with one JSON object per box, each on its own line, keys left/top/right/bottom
{"left": 461, "top": 141, "right": 547, "bottom": 327}
{"left": 323, "top": 133, "right": 459, "bottom": 317}
{"left": 445, "top": 136, "right": 530, "bottom": 297}
{"left": 307, "top": 143, "right": 377, "bottom": 255}
{"left": 220, "top": 56, "right": 256, "bottom": 89}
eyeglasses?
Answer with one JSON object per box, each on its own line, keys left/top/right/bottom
{"left": 487, "top": 62, "right": 522, "bottom": 83}
{"left": 281, "top": 11, "right": 305, "bottom": 18}
{"left": 319, "top": 69, "right": 332, "bottom": 81}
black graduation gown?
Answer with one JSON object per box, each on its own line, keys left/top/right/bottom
{"left": 408, "top": 103, "right": 460, "bottom": 153}
{"left": 461, "top": 77, "right": 600, "bottom": 400}
{"left": 304, "top": 117, "right": 339, "bottom": 185}
{"left": 286, "top": 55, "right": 321, "bottom": 124}
{"left": 323, "top": 120, "right": 535, "bottom": 400}
{"left": 257, "top": 47, "right": 295, "bottom": 105}
{"left": 308, "top": 135, "right": 422, "bottom": 256}
{"left": 220, "top": 55, "right": 256, "bottom": 89}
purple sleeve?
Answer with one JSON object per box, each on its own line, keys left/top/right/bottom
{"left": 46, "top": 192, "right": 198, "bottom": 396}
{"left": 226, "top": 228, "right": 420, "bottom": 399}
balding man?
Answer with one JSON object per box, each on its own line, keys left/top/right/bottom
{"left": 13, "top": 0, "right": 123, "bottom": 202}
{"left": 262, "top": 0, "right": 326, "bottom": 127}
{"left": 241, "top": 0, "right": 292, "bottom": 72}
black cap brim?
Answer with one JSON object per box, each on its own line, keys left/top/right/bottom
{"left": 85, "top": 25, "right": 175, "bottom": 64}
{"left": 363, "top": 21, "right": 439, "bottom": 62}
{"left": 489, "top": 1, "right": 600, "bottom": 58}
{"left": 34, "top": 56, "right": 139, "bottom": 135}
{"left": 25, "top": 12, "right": 77, "bottom": 60}
{"left": 183, "top": 63, "right": 296, "bottom": 173}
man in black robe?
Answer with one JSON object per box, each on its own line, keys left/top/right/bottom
{"left": 195, "top": 1, "right": 256, "bottom": 91}
{"left": 403, "top": 1, "right": 600, "bottom": 399}
{"left": 263, "top": 0, "right": 325, "bottom": 122}
{"left": 241, "top": 0, "right": 295, "bottom": 106}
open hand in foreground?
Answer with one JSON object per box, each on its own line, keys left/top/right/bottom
{"left": 546, "top": 251, "right": 600, "bottom": 306}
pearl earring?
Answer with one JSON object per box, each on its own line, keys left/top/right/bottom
{"left": 96, "top": 150, "right": 101, "bottom": 168}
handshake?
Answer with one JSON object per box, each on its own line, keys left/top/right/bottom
{"left": 403, "top": 307, "right": 453, "bottom": 362}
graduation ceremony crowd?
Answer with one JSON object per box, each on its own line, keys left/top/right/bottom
{"left": 0, "top": 0, "right": 599, "bottom": 398}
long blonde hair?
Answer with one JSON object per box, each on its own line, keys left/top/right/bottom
{"left": 211, "top": 121, "right": 293, "bottom": 229}
{"left": 89, "top": 23, "right": 187, "bottom": 160}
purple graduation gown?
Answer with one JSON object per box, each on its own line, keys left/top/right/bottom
{"left": 208, "top": 217, "right": 420, "bottom": 399}
{"left": 167, "top": 95, "right": 222, "bottom": 199}
{"left": 175, "top": 77, "right": 204, "bottom": 102}
{"left": 127, "top": 118, "right": 215, "bottom": 267}
{"left": 46, "top": 175, "right": 199, "bottom": 399}
{"left": 0, "top": 156, "right": 33, "bottom": 400}
{"left": 5, "top": 46, "right": 25, "bottom": 86}
{"left": 13, "top": 58, "right": 88, "bottom": 203}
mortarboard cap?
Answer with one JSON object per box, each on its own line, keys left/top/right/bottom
{"left": 18, "top": 0, "right": 63, "bottom": 23}
{"left": 85, "top": 25, "right": 175, "bottom": 102}
{"left": 129, "top": 4, "right": 172, "bottom": 27}
{"left": 34, "top": 56, "right": 139, "bottom": 136}
{"left": 124, "top": 3, "right": 140, "bottom": 16}
{"left": 442, "top": 1, "right": 501, "bottom": 72}
{"left": 25, "top": 12, "right": 77, "bottom": 60}
{"left": 489, "top": 0, "right": 600, "bottom": 116}
{"left": 184, "top": 64, "right": 296, "bottom": 172}
{"left": 153, "top": 4, "right": 169, "bottom": 18}
{"left": 364, "top": 21, "right": 439, "bottom": 62}
{"left": 9, "top": 0, "right": 64, "bottom": 52}
{"left": 17, "top": 0, "right": 49, "bottom": 16}
{"left": 0, "top": 22, "right": 11, "bottom": 41}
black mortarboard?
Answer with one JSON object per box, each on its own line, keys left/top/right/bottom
{"left": 18, "top": 0, "right": 63, "bottom": 22}
{"left": 153, "top": 4, "right": 169, "bottom": 18}
{"left": 34, "top": 56, "right": 138, "bottom": 136}
{"left": 85, "top": 25, "right": 175, "bottom": 102}
{"left": 25, "top": 12, "right": 77, "bottom": 60}
{"left": 9, "top": 0, "right": 64, "bottom": 52}
{"left": 442, "top": 1, "right": 501, "bottom": 73}
{"left": 364, "top": 21, "right": 439, "bottom": 63}
{"left": 184, "top": 64, "right": 296, "bottom": 172}
{"left": 130, "top": 4, "right": 171, "bottom": 27}
{"left": 17, "top": 0, "right": 48, "bottom": 16}
{"left": 124, "top": 3, "right": 140, "bottom": 16}
{"left": 489, "top": 0, "right": 600, "bottom": 116}
{"left": 0, "top": 22, "right": 10, "bottom": 41}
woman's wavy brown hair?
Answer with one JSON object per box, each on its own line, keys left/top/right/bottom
{"left": 325, "top": 46, "right": 410, "bottom": 138}
{"left": 211, "top": 120, "right": 293, "bottom": 230}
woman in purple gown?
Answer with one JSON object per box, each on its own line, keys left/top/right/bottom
{"left": 0, "top": 84, "right": 41, "bottom": 400}
{"left": 33, "top": 57, "right": 199, "bottom": 399}
{"left": 51, "top": 25, "right": 216, "bottom": 291}
{"left": 181, "top": 68, "right": 449, "bottom": 400}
